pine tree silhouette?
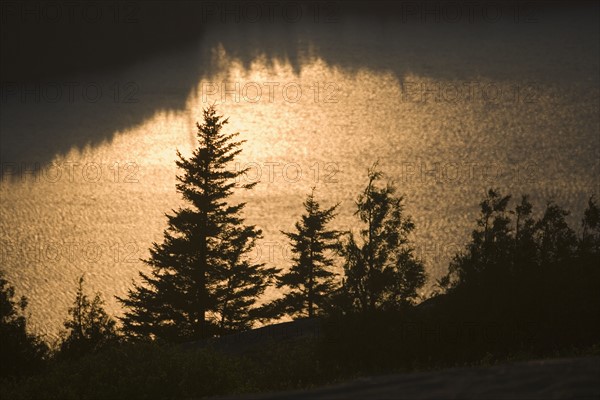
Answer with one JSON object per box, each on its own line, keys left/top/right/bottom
{"left": 119, "top": 106, "right": 278, "bottom": 341}
{"left": 267, "top": 188, "right": 340, "bottom": 319}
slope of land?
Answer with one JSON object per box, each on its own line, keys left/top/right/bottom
{"left": 220, "top": 356, "right": 600, "bottom": 400}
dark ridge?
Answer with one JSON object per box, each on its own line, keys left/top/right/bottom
{"left": 0, "top": 1, "right": 207, "bottom": 82}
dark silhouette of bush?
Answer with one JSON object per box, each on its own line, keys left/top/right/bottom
{"left": 337, "top": 164, "right": 427, "bottom": 312}
{"left": 431, "top": 190, "right": 600, "bottom": 354}
{"left": 58, "top": 276, "right": 119, "bottom": 359}
{"left": 1, "top": 342, "right": 251, "bottom": 399}
{"left": 0, "top": 272, "right": 48, "bottom": 378}
{"left": 319, "top": 190, "right": 600, "bottom": 377}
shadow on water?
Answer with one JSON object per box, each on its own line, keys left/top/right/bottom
{"left": 0, "top": 1, "right": 209, "bottom": 174}
{"left": 199, "top": 1, "right": 598, "bottom": 83}
{"left": 1, "top": 1, "right": 598, "bottom": 177}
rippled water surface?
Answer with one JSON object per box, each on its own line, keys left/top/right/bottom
{"left": 1, "top": 7, "right": 598, "bottom": 337}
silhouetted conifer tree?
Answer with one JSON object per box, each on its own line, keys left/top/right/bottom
{"left": 59, "top": 276, "right": 117, "bottom": 357}
{"left": 119, "top": 106, "right": 278, "bottom": 341}
{"left": 267, "top": 189, "right": 340, "bottom": 319}
{"left": 340, "top": 164, "right": 426, "bottom": 312}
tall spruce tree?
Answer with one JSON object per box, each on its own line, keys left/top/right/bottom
{"left": 119, "top": 106, "right": 278, "bottom": 341}
{"left": 268, "top": 189, "right": 340, "bottom": 319}
{"left": 340, "top": 164, "right": 426, "bottom": 312}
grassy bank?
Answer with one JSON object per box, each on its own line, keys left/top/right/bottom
{"left": 3, "top": 293, "right": 598, "bottom": 400}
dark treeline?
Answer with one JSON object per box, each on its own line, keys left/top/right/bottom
{"left": 1, "top": 107, "right": 598, "bottom": 398}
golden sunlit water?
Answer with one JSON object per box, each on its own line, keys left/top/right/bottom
{"left": 1, "top": 12, "right": 598, "bottom": 339}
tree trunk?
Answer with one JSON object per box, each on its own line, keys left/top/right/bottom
{"left": 308, "top": 240, "right": 314, "bottom": 318}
